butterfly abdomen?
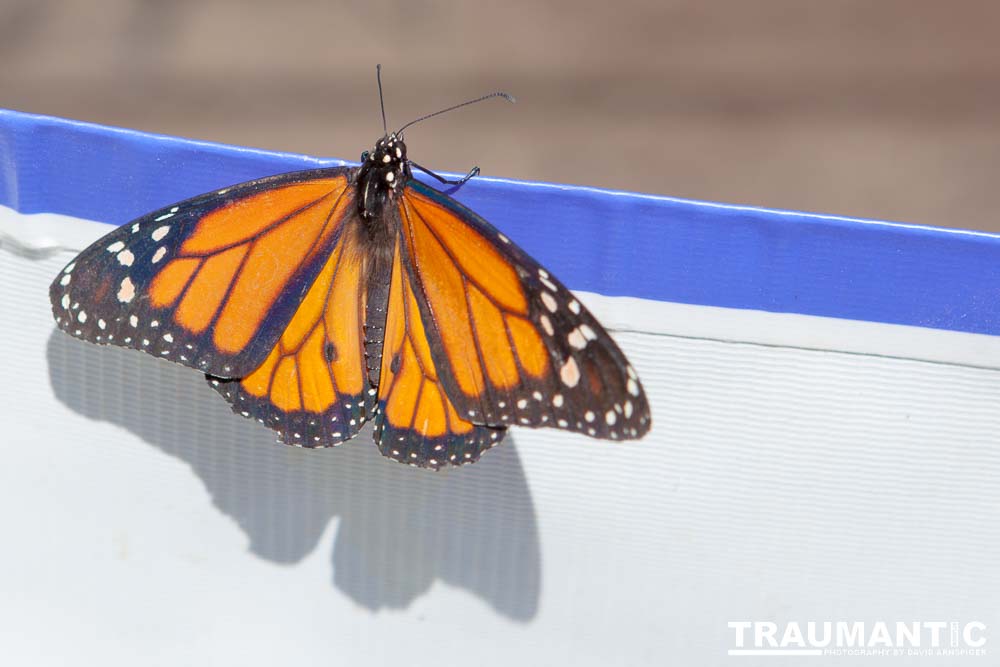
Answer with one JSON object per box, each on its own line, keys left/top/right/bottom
{"left": 361, "top": 244, "right": 394, "bottom": 389}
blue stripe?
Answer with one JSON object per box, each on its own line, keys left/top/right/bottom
{"left": 3, "top": 108, "right": 1000, "bottom": 337}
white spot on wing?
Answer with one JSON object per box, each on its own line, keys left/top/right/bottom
{"left": 567, "top": 328, "right": 586, "bottom": 349}
{"left": 627, "top": 378, "right": 640, "bottom": 396}
{"left": 541, "top": 291, "right": 558, "bottom": 312}
{"left": 540, "top": 314, "right": 554, "bottom": 336}
{"left": 117, "top": 249, "right": 134, "bottom": 266}
{"left": 117, "top": 276, "right": 136, "bottom": 303}
{"left": 560, "top": 357, "right": 580, "bottom": 387}
{"left": 152, "top": 247, "right": 167, "bottom": 264}
{"left": 129, "top": 315, "right": 138, "bottom": 327}
{"left": 61, "top": 294, "right": 70, "bottom": 309}
{"left": 59, "top": 274, "right": 71, "bottom": 286}
{"left": 77, "top": 310, "right": 87, "bottom": 323}
{"left": 151, "top": 225, "right": 170, "bottom": 241}
{"left": 569, "top": 300, "right": 581, "bottom": 314}
{"left": 605, "top": 410, "right": 616, "bottom": 425}
{"left": 106, "top": 241, "right": 125, "bottom": 253}
{"left": 552, "top": 394, "right": 564, "bottom": 407}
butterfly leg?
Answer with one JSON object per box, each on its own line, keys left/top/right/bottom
{"left": 409, "top": 161, "right": 480, "bottom": 186}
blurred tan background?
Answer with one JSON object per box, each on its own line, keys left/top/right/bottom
{"left": 2, "top": 0, "right": 999, "bottom": 230}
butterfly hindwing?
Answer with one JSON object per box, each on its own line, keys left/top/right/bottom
{"left": 50, "top": 167, "right": 355, "bottom": 378}
{"left": 397, "top": 180, "right": 651, "bottom": 440}
{"left": 374, "top": 237, "right": 507, "bottom": 469}
{"left": 208, "top": 217, "right": 380, "bottom": 447}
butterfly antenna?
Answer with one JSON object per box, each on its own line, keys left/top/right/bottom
{"left": 376, "top": 64, "right": 388, "bottom": 135}
{"left": 396, "top": 91, "right": 515, "bottom": 135}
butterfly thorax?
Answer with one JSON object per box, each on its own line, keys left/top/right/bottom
{"left": 357, "top": 133, "right": 411, "bottom": 225}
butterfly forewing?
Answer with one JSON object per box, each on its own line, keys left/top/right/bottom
{"left": 397, "top": 180, "right": 651, "bottom": 440}
{"left": 50, "top": 167, "right": 354, "bottom": 378}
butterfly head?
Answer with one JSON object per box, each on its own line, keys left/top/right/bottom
{"left": 374, "top": 132, "right": 407, "bottom": 160}
{"left": 357, "top": 132, "right": 411, "bottom": 221}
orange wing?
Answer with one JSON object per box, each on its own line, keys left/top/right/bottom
{"left": 209, "top": 219, "right": 378, "bottom": 447}
{"left": 374, "top": 237, "right": 506, "bottom": 468}
{"left": 395, "top": 180, "right": 651, "bottom": 443}
{"left": 50, "top": 168, "right": 354, "bottom": 378}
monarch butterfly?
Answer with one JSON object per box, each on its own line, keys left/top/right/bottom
{"left": 49, "top": 67, "right": 650, "bottom": 469}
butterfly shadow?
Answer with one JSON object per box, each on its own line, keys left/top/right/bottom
{"left": 46, "top": 330, "right": 541, "bottom": 621}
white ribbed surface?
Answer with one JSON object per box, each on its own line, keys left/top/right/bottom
{"left": 1, "top": 209, "right": 998, "bottom": 666}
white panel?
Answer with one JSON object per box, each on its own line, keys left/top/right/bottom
{"left": 1, "top": 210, "right": 997, "bottom": 666}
